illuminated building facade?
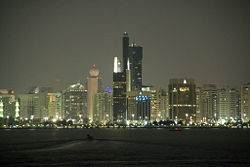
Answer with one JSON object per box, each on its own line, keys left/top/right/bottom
{"left": 142, "top": 86, "right": 168, "bottom": 121}
{"left": 87, "top": 64, "right": 100, "bottom": 121}
{"left": 19, "top": 87, "right": 54, "bottom": 120}
{"left": 218, "top": 87, "right": 239, "bottom": 120}
{"left": 62, "top": 82, "right": 88, "bottom": 120}
{"left": 113, "top": 72, "right": 126, "bottom": 121}
{"left": 196, "top": 87, "right": 202, "bottom": 122}
{"left": 0, "top": 101, "right": 3, "bottom": 118}
{"left": 241, "top": 83, "right": 250, "bottom": 122}
{"left": 197, "top": 84, "right": 218, "bottom": 122}
{"left": 47, "top": 92, "right": 62, "bottom": 119}
{"left": 127, "top": 91, "right": 151, "bottom": 121}
{"left": 19, "top": 93, "right": 38, "bottom": 119}
{"left": 0, "top": 89, "right": 16, "bottom": 118}
{"left": 93, "top": 88, "right": 113, "bottom": 123}
{"left": 168, "top": 79, "right": 196, "bottom": 123}
{"left": 15, "top": 101, "right": 20, "bottom": 119}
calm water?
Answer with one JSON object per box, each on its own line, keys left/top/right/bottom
{"left": 0, "top": 128, "right": 249, "bottom": 166}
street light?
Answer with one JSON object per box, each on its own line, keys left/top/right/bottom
{"left": 185, "top": 113, "right": 188, "bottom": 125}
{"left": 106, "top": 114, "right": 109, "bottom": 122}
{"left": 132, "top": 114, "right": 135, "bottom": 121}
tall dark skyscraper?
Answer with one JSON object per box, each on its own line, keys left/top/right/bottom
{"left": 122, "top": 32, "right": 143, "bottom": 91}
{"left": 128, "top": 43, "right": 143, "bottom": 91}
{"left": 113, "top": 72, "right": 126, "bottom": 121}
{"left": 113, "top": 57, "right": 126, "bottom": 121}
{"left": 122, "top": 32, "right": 129, "bottom": 72}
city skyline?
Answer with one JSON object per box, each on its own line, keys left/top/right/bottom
{"left": 1, "top": 0, "right": 250, "bottom": 95}
{"left": 1, "top": 1, "right": 250, "bottom": 166}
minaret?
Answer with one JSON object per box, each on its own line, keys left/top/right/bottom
{"left": 87, "top": 64, "right": 100, "bottom": 122}
{"left": 126, "top": 58, "right": 131, "bottom": 92}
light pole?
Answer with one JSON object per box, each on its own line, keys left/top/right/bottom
{"left": 79, "top": 114, "right": 82, "bottom": 124}
{"left": 243, "top": 113, "right": 246, "bottom": 122}
{"left": 158, "top": 113, "right": 161, "bottom": 121}
{"left": 132, "top": 114, "right": 135, "bottom": 122}
{"left": 6, "top": 115, "right": 9, "bottom": 126}
{"left": 185, "top": 113, "right": 188, "bottom": 125}
{"left": 106, "top": 114, "right": 109, "bottom": 122}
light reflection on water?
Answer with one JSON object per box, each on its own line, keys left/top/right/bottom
{"left": 0, "top": 128, "right": 249, "bottom": 166}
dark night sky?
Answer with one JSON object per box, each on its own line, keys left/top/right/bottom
{"left": 0, "top": 0, "right": 249, "bottom": 95}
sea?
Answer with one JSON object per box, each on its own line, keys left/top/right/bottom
{"left": 0, "top": 128, "right": 249, "bottom": 166}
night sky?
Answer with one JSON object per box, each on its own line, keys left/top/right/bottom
{"left": 1, "top": 0, "right": 249, "bottom": 95}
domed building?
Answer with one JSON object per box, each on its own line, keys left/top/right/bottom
{"left": 89, "top": 64, "right": 100, "bottom": 77}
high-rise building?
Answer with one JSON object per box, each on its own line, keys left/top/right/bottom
{"left": 62, "top": 82, "right": 88, "bottom": 120}
{"left": 0, "top": 89, "right": 16, "bottom": 118}
{"left": 122, "top": 32, "right": 129, "bottom": 72}
{"left": 127, "top": 90, "right": 151, "bottom": 122}
{"left": 87, "top": 64, "right": 100, "bottom": 121}
{"left": 19, "top": 87, "right": 53, "bottom": 120}
{"left": 218, "top": 87, "right": 239, "bottom": 120}
{"left": 128, "top": 43, "right": 143, "bottom": 91}
{"left": 197, "top": 84, "right": 218, "bottom": 122}
{"left": 196, "top": 87, "right": 202, "bottom": 122}
{"left": 93, "top": 89, "right": 113, "bottom": 123}
{"left": 19, "top": 93, "right": 38, "bottom": 119}
{"left": 241, "top": 83, "right": 250, "bottom": 122}
{"left": 47, "top": 92, "right": 62, "bottom": 119}
{"left": 168, "top": 79, "right": 196, "bottom": 123}
{"left": 142, "top": 86, "right": 168, "bottom": 121}
{"left": 113, "top": 57, "right": 126, "bottom": 121}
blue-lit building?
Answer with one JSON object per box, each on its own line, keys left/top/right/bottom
{"left": 136, "top": 95, "right": 151, "bottom": 121}
{"left": 127, "top": 91, "right": 151, "bottom": 121}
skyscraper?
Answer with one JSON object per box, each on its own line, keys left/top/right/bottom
{"left": 122, "top": 32, "right": 129, "bottom": 72}
{"left": 93, "top": 89, "right": 113, "bottom": 123}
{"left": 128, "top": 43, "right": 143, "bottom": 91}
{"left": 142, "top": 86, "right": 168, "bottom": 121}
{"left": 87, "top": 64, "right": 100, "bottom": 121}
{"left": 19, "top": 93, "right": 38, "bottom": 119}
{"left": 113, "top": 57, "right": 126, "bottom": 121}
{"left": 197, "top": 84, "right": 218, "bottom": 122}
{"left": 0, "top": 89, "right": 16, "bottom": 118}
{"left": 62, "top": 82, "right": 88, "bottom": 120}
{"left": 47, "top": 92, "right": 62, "bottom": 120}
{"left": 168, "top": 79, "right": 196, "bottom": 123}
{"left": 241, "top": 83, "right": 250, "bottom": 122}
{"left": 127, "top": 90, "right": 151, "bottom": 121}
{"left": 218, "top": 87, "right": 239, "bottom": 120}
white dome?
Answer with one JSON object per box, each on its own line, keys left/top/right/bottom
{"left": 89, "top": 64, "right": 99, "bottom": 76}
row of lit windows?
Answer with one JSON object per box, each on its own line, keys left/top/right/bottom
{"left": 169, "top": 104, "right": 196, "bottom": 107}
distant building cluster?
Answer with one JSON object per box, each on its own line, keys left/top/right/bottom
{"left": 0, "top": 65, "right": 113, "bottom": 124}
{"left": 0, "top": 33, "right": 250, "bottom": 125}
{"left": 111, "top": 32, "right": 250, "bottom": 124}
